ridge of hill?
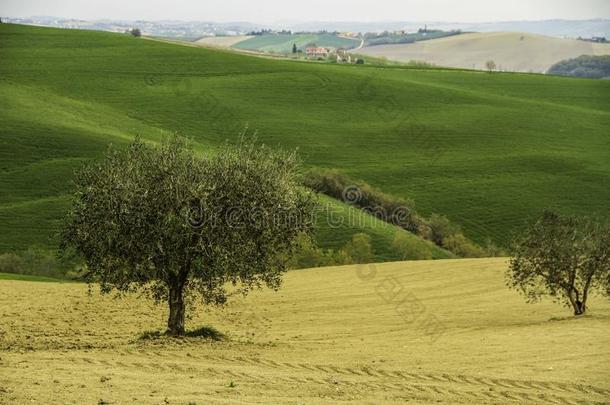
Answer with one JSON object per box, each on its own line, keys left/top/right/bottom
{"left": 357, "top": 31, "right": 610, "bottom": 73}
{"left": 1, "top": 23, "right": 609, "bottom": 256}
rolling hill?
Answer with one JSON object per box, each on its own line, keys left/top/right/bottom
{"left": 195, "top": 35, "right": 254, "bottom": 48}
{"left": 2, "top": 258, "right": 609, "bottom": 403}
{"left": 1, "top": 23, "right": 610, "bottom": 257}
{"left": 357, "top": 32, "right": 610, "bottom": 73}
{"left": 231, "top": 33, "right": 361, "bottom": 53}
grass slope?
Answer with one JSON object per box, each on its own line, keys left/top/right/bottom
{"left": 358, "top": 31, "right": 610, "bottom": 73}
{"left": 232, "top": 33, "right": 360, "bottom": 53}
{"left": 195, "top": 35, "right": 254, "bottom": 48}
{"left": 1, "top": 24, "right": 610, "bottom": 254}
{"left": 1, "top": 258, "right": 609, "bottom": 403}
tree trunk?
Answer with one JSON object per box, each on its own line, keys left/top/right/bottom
{"left": 566, "top": 288, "right": 586, "bottom": 316}
{"left": 167, "top": 280, "right": 186, "bottom": 336}
{"left": 573, "top": 300, "right": 586, "bottom": 316}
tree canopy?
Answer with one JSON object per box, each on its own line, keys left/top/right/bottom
{"left": 507, "top": 210, "right": 610, "bottom": 315}
{"left": 61, "top": 136, "right": 317, "bottom": 335}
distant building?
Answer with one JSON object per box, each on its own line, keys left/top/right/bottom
{"left": 306, "top": 47, "right": 332, "bottom": 59}
{"left": 577, "top": 36, "right": 608, "bottom": 43}
{"left": 336, "top": 49, "right": 352, "bottom": 63}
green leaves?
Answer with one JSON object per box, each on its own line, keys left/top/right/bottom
{"left": 508, "top": 210, "right": 610, "bottom": 314}
{"left": 61, "top": 135, "right": 318, "bottom": 306}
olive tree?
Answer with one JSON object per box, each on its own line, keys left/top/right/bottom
{"left": 61, "top": 136, "right": 317, "bottom": 335}
{"left": 508, "top": 210, "right": 610, "bottom": 316}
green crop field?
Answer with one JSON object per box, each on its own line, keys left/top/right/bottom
{"left": 1, "top": 23, "right": 609, "bottom": 259}
{"left": 231, "top": 33, "right": 360, "bottom": 53}
{"left": 2, "top": 258, "right": 609, "bottom": 403}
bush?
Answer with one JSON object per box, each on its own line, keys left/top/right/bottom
{"left": 391, "top": 233, "right": 432, "bottom": 260}
{"left": 304, "top": 169, "right": 421, "bottom": 234}
{"left": 443, "top": 234, "right": 486, "bottom": 258}
{"left": 483, "top": 238, "right": 507, "bottom": 257}
{"left": 0, "top": 248, "right": 79, "bottom": 279}
{"left": 355, "top": 58, "right": 365, "bottom": 65}
{"left": 427, "top": 214, "right": 460, "bottom": 246}
{"left": 304, "top": 169, "right": 491, "bottom": 258}
{"left": 287, "top": 233, "right": 325, "bottom": 269}
{"left": 130, "top": 28, "right": 142, "bottom": 38}
{"left": 0, "top": 253, "right": 25, "bottom": 274}
{"left": 341, "top": 233, "right": 374, "bottom": 264}
{"left": 288, "top": 232, "right": 376, "bottom": 269}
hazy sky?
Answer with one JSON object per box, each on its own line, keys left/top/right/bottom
{"left": 3, "top": 0, "right": 610, "bottom": 23}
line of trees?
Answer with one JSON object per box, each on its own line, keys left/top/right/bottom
{"left": 547, "top": 55, "right": 610, "bottom": 79}
{"left": 303, "top": 168, "right": 503, "bottom": 258}
{"left": 288, "top": 232, "right": 374, "bottom": 269}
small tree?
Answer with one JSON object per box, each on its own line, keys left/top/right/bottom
{"left": 292, "top": 43, "right": 298, "bottom": 54}
{"left": 287, "top": 233, "right": 323, "bottom": 269}
{"left": 342, "top": 233, "right": 373, "bottom": 264}
{"left": 61, "top": 136, "right": 317, "bottom": 335}
{"left": 391, "top": 232, "right": 432, "bottom": 261}
{"left": 427, "top": 213, "right": 460, "bottom": 247}
{"left": 130, "top": 28, "right": 142, "bottom": 37}
{"left": 508, "top": 210, "right": 610, "bottom": 316}
{"left": 485, "top": 60, "right": 496, "bottom": 73}
{"left": 443, "top": 234, "right": 485, "bottom": 258}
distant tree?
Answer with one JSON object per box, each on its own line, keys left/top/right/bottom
{"left": 292, "top": 43, "right": 297, "bottom": 54}
{"left": 61, "top": 136, "right": 317, "bottom": 335}
{"left": 508, "top": 210, "right": 610, "bottom": 316}
{"left": 485, "top": 60, "right": 496, "bottom": 73}
{"left": 355, "top": 58, "right": 365, "bottom": 65}
{"left": 548, "top": 55, "right": 610, "bottom": 79}
{"left": 130, "top": 28, "right": 142, "bottom": 37}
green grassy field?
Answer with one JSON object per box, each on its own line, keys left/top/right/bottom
{"left": 1, "top": 258, "right": 609, "bottom": 403}
{"left": 231, "top": 33, "right": 360, "bottom": 53}
{"left": 1, "top": 23, "right": 609, "bottom": 257}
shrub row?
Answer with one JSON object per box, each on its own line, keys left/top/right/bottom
{"left": 303, "top": 169, "right": 504, "bottom": 258}
{"left": 0, "top": 248, "right": 80, "bottom": 279}
{"left": 288, "top": 233, "right": 375, "bottom": 269}
{"left": 547, "top": 55, "right": 610, "bottom": 79}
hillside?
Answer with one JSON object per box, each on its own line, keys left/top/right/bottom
{"left": 357, "top": 32, "right": 610, "bottom": 73}
{"left": 1, "top": 23, "right": 610, "bottom": 254}
{"left": 195, "top": 35, "right": 254, "bottom": 48}
{"left": 548, "top": 55, "right": 610, "bottom": 79}
{"left": 2, "top": 258, "right": 609, "bottom": 403}
{"left": 231, "top": 33, "right": 360, "bottom": 53}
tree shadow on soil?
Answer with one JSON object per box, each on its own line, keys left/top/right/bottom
{"left": 138, "top": 326, "right": 227, "bottom": 341}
